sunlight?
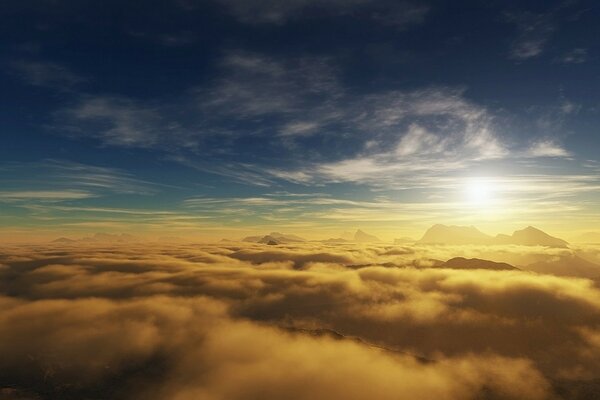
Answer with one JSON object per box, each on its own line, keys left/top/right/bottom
{"left": 464, "top": 178, "right": 497, "bottom": 208}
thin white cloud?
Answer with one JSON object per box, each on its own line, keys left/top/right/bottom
{"left": 532, "top": 98, "right": 581, "bottom": 135}
{"left": 0, "top": 160, "right": 162, "bottom": 202}
{"left": 44, "top": 159, "right": 165, "bottom": 193}
{"left": 356, "top": 88, "right": 507, "bottom": 158}
{"left": 527, "top": 140, "right": 571, "bottom": 158}
{"left": 560, "top": 100, "right": 580, "bottom": 115}
{"left": 44, "top": 50, "right": 582, "bottom": 193}
{"left": 197, "top": 74, "right": 512, "bottom": 186}
{"left": 395, "top": 124, "right": 446, "bottom": 156}
{"left": 198, "top": 51, "right": 342, "bottom": 121}
{"left": 0, "top": 190, "right": 93, "bottom": 201}
{"left": 280, "top": 121, "right": 321, "bottom": 136}
{"left": 178, "top": 171, "right": 600, "bottom": 229}
{"left": 10, "top": 59, "right": 85, "bottom": 90}
{"left": 506, "top": 11, "right": 555, "bottom": 60}
{"left": 559, "top": 48, "right": 587, "bottom": 64}
{"left": 255, "top": 88, "right": 508, "bottom": 186}
{"left": 60, "top": 96, "right": 165, "bottom": 148}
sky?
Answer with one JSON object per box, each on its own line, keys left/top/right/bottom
{"left": 1, "top": 0, "right": 600, "bottom": 241}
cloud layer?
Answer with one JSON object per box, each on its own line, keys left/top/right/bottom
{"left": 1, "top": 241, "right": 600, "bottom": 398}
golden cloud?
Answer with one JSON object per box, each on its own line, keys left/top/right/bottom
{"left": 0, "top": 241, "right": 599, "bottom": 399}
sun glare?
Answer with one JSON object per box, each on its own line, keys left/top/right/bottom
{"left": 465, "top": 179, "right": 496, "bottom": 207}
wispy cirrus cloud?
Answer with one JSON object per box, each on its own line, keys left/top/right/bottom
{"left": 180, "top": 170, "right": 600, "bottom": 229}
{"left": 526, "top": 139, "right": 571, "bottom": 158}
{"left": 559, "top": 48, "right": 587, "bottom": 64}
{"left": 9, "top": 59, "right": 85, "bottom": 90}
{"left": 197, "top": 51, "right": 343, "bottom": 129}
{"left": 191, "top": 53, "right": 510, "bottom": 185}
{"left": 0, "top": 190, "right": 93, "bottom": 201}
{"left": 0, "top": 159, "right": 161, "bottom": 201}
{"left": 507, "top": 10, "right": 555, "bottom": 60}
{"left": 29, "top": 49, "right": 584, "bottom": 194}
{"left": 217, "top": 86, "right": 507, "bottom": 187}
{"left": 505, "top": 2, "right": 583, "bottom": 61}
{"left": 54, "top": 51, "right": 343, "bottom": 152}
{"left": 58, "top": 96, "right": 170, "bottom": 149}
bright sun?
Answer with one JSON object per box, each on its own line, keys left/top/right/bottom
{"left": 465, "top": 179, "right": 496, "bottom": 207}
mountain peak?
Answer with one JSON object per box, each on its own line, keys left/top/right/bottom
{"left": 418, "top": 224, "right": 491, "bottom": 245}
{"left": 268, "top": 232, "right": 305, "bottom": 242}
{"left": 243, "top": 232, "right": 305, "bottom": 244}
{"left": 418, "top": 224, "right": 568, "bottom": 247}
{"left": 354, "top": 230, "right": 381, "bottom": 242}
{"left": 442, "top": 257, "right": 519, "bottom": 271}
{"left": 507, "top": 226, "right": 568, "bottom": 248}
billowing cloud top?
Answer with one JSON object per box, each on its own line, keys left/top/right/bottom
{"left": 1, "top": 241, "right": 600, "bottom": 398}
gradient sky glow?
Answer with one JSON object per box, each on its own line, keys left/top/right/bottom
{"left": 2, "top": 0, "right": 600, "bottom": 241}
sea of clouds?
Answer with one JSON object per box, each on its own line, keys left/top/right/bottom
{"left": 1, "top": 241, "right": 599, "bottom": 399}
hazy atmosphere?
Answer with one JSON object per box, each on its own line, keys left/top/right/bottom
{"left": 2, "top": 1, "right": 600, "bottom": 399}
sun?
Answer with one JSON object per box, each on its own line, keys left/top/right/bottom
{"left": 464, "top": 178, "right": 496, "bottom": 207}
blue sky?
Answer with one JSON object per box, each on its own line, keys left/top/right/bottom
{"left": 1, "top": 0, "right": 600, "bottom": 240}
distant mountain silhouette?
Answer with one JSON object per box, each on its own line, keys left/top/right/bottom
{"left": 418, "top": 224, "right": 491, "bottom": 245}
{"left": 258, "top": 235, "right": 280, "bottom": 245}
{"left": 525, "top": 254, "right": 600, "bottom": 278}
{"left": 496, "top": 226, "right": 568, "bottom": 248}
{"left": 321, "top": 230, "right": 380, "bottom": 243}
{"left": 242, "top": 235, "right": 263, "bottom": 242}
{"left": 354, "top": 229, "right": 381, "bottom": 242}
{"left": 441, "top": 257, "right": 519, "bottom": 271}
{"left": 340, "top": 231, "right": 355, "bottom": 241}
{"left": 269, "top": 232, "right": 305, "bottom": 242}
{"left": 418, "top": 224, "right": 568, "bottom": 248}
{"left": 243, "top": 232, "right": 305, "bottom": 244}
